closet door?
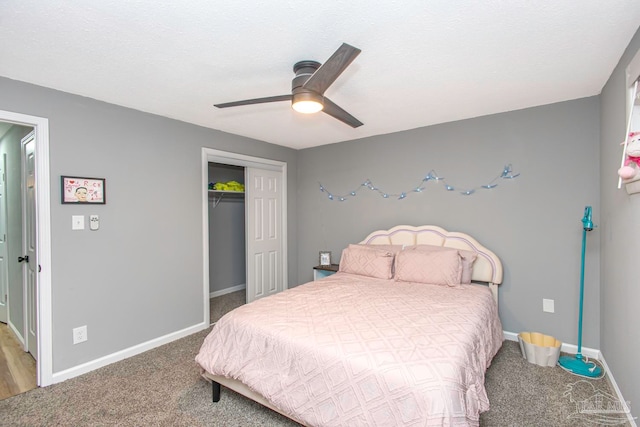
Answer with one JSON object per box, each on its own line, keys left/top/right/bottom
{"left": 246, "top": 167, "right": 283, "bottom": 303}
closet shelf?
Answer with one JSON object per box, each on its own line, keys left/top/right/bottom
{"left": 208, "top": 189, "right": 244, "bottom": 208}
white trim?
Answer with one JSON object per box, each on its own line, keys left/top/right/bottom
{"left": 201, "top": 151, "right": 211, "bottom": 327}
{"left": 203, "top": 149, "right": 285, "bottom": 171}
{"left": 209, "top": 284, "right": 246, "bottom": 299}
{"left": 51, "top": 322, "right": 209, "bottom": 384}
{"left": 8, "top": 319, "right": 25, "bottom": 346}
{"left": 0, "top": 110, "right": 52, "bottom": 387}
{"left": 504, "top": 331, "right": 636, "bottom": 425}
{"left": 626, "top": 47, "right": 640, "bottom": 88}
{"left": 625, "top": 47, "right": 640, "bottom": 135}
{"left": 598, "top": 352, "right": 638, "bottom": 427}
{"left": 201, "top": 148, "right": 288, "bottom": 327}
{"left": 503, "top": 330, "right": 600, "bottom": 360}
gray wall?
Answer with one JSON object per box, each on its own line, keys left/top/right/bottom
{"left": 0, "top": 124, "right": 32, "bottom": 336}
{"left": 0, "top": 76, "right": 298, "bottom": 372}
{"left": 600, "top": 26, "right": 640, "bottom": 418}
{"left": 3, "top": 35, "right": 636, "bottom": 409}
{"left": 297, "top": 97, "right": 601, "bottom": 348}
{"left": 208, "top": 163, "right": 246, "bottom": 293}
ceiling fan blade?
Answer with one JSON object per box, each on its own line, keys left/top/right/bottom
{"left": 214, "top": 94, "right": 292, "bottom": 108}
{"left": 322, "top": 97, "right": 363, "bottom": 128}
{"left": 302, "top": 43, "right": 361, "bottom": 95}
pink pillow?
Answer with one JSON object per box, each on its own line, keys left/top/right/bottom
{"left": 404, "top": 245, "right": 477, "bottom": 284}
{"left": 349, "top": 244, "right": 404, "bottom": 254}
{"left": 394, "top": 248, "right": 462, "bottom": 286}
{"left": 339, "top": 245, "right": 395, "bottom": 279}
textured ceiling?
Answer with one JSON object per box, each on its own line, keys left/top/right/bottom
{"left": 1, "top": 1, "right": 639, "bottom": 149}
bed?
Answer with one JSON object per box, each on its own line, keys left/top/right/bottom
{"left": 196, "top": 225, "right": 503, "bottom": 426}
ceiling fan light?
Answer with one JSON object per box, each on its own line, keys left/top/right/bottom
{"left": 292, "top": 100, "right": 323, "bottom": 114}
{"left": 292, "top": 92, "right": 323, "bottom": 114}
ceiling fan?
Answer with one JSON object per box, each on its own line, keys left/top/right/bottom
{"left": 214, "top": 43, "right": 363, "bottom": 128}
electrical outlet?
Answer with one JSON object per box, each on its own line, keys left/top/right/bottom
{"left": 73, "top": 325, "right": 87, "bottom": 344}
{"left": 543, "top": 299, "right": 555, "bottom": 313}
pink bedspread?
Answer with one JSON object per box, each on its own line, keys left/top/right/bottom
{"left": 196, "top": 273, "right": 503, "bottom": 426}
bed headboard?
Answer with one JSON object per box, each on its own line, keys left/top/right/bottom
{"left": 360, "top": 225, "right": 503, "bottom": 304}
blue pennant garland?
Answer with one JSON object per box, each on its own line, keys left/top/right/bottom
{"left": 319, "top": 164, "right": 520, "bottom": 201}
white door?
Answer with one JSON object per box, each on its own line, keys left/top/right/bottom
{"left": 246, "top": 167, "right": 284, "bottom": 303}
{"left": 0, "top": 154, "right": 8, "bottom": 323}
{"left": 21, "top": 132, "right": 37, "bottom": 359}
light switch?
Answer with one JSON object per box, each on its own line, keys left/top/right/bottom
{"left": 72, "top": 215, "right": 85, "bottom": 230}
{"left": 89, "top": 214, "right": 99, "bottom": 230}
{"left": 543, "top": 298, "right": 555, "bottom": 313}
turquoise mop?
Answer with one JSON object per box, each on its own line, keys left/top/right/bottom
{"left": 557, "top": 206, "right": 603, "bottom": 378}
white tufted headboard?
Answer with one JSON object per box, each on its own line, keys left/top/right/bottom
{"left": 360, "top": 225, "right": 502, "bottom": 305}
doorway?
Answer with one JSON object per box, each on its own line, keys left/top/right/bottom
{"left": 201, "top": 148, "right": 287, "bottom": 325}
{"left": 0, "top": 123, "right": 36, "bottom": 399}
{"left": 208, "top": 163, "right": 246, "bottom": 325}
{"left": 0, "top": 110, "right": 52, "bottom": 389}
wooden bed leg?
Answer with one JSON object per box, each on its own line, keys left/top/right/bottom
{"left": 489, "top": 282, "right": 499, "bottom": 308}
{"left": 212, "top": 381, "right": 221, "bottom": 402}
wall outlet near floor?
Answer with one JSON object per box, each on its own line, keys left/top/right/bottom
{"left": 73, "top": 325, "right": 87, "bottom": 344}
{"left": 543, "top": 299, "right": 555, "bottom": 313}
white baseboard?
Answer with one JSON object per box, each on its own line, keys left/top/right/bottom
{"left": 598, "top": 352, "right": 638, "bottom": 427}
{"left": 503, "top": 330, "right": 600, "bottom": 360}
{"left": 8, "top": 320, "right": 25, "bottom": 348}
{"left": 210, "top": 284, "right": 245, "bottom": 299}
{"left": 50, "top": 321, "right": 210, "bottom": 385}
{"left": 504, "top": 330, "right": 636, "bottom": 425}
{"left": 50, "top": 283, "right": 245, "bottom": 386}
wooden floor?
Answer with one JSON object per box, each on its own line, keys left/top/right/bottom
{"left": 0, "top": 322, "right": 36, "bottom": 400}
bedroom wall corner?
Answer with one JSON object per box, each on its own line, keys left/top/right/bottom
{"left": 599, "top": 25, "right": 640, "bottom": 422}
{"left": 297, "top": 97, "right": 601, "bottom": 352}
{"left": 0, "top": 76, "right": 299, "bottom": 377}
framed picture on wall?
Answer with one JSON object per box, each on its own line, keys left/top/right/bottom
{"left": 319, "top": 251, "right": 332, "bottom": 266}
{"left": 61, "top": 176, "right": 106, "bottom": 204}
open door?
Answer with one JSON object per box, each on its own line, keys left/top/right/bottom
{"left": 21, "top": 131, "right": 37, "bottom": 359}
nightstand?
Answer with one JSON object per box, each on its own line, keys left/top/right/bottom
{"left": 313, "top": 264, "right": 339, "bottom": 280}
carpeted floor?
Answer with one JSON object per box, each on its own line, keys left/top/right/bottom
{"left": 0, "top": 292, "right": 631, "bottom": 426}
{"left": 480, "top": 343, "right": 630, "bottom": 426}
{"left": 210, "top": 290, "right": 245, "bottom": 325}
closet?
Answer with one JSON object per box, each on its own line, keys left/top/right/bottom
{"left": 203, "top": 148, "right": 287, "bottom": 305}
{"left": 208, "top": 163, "right": 246, "bottom": 299}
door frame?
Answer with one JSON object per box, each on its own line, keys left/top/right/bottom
{"left": 0, "top": 153, "right": 9, "bottom": 324}
{"left": 0, "top": 110, "right": 52, "bottom": 387}
{"left": 201, "top": 148, "right": 287, "bottom": 324}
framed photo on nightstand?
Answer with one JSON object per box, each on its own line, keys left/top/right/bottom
{"left": 319, "top": 251, "right": 332, "bottom": 266}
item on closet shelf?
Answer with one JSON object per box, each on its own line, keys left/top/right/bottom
{"left": 518, "top": 332, "right": 562, "bottom": 367}
{"left": 212, "top": 181, "right": 245, "bottom": 192}
{"left": 617, "top": 131, "right": 640, "bottom": 180}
